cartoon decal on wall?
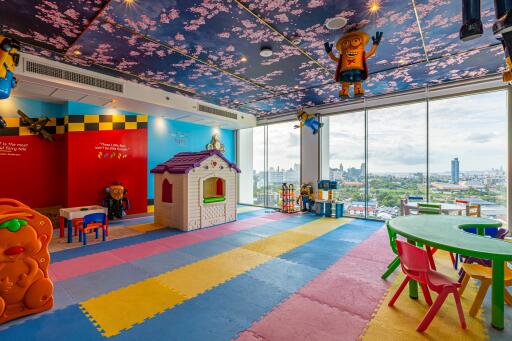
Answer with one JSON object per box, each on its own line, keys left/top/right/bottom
{"left": 0, "top": 35, "right": 20, "bottom": 100}
{"left": 17, "top": 110, "right": 54, "bottom": 142}
{"left": 0, "top": 116, "right": 6, "bottom": 128}
{"left": 294, "top": 109, "right": 323, "bottom": 135}
{"left": 206, "top": 133, "right": 225, "bottom": 153}
{"left": 324, "top": 31, "right": 383, "bottom": 97}
{"left": 460, "top": 0, "right": 512, "bottom": 83}
{"left": 102, "top": 182, "right": 130, "bottom": 220}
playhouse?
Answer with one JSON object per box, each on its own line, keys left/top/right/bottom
{"left": 151, "top": 150, "right": 240, "bottom": 231}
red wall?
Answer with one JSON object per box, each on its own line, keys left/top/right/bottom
{"left": 67, "top": 129, "right": 147, "bottom": 214}
{"left": 0, "top": 134, "right": 67, "bottom": 208}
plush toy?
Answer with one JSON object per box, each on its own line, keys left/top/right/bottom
{"left": 0, "top": 35, "right": 20, "bottom": 100}
{"left": 324, "top": 31, "right": 383, "bottom": 97}
{"left": 459, "top": 0, "right": 512, "bottom": 83}
{"left": 102, "top": 182, "right": 130, "bottom": 220}
{"left": 294, "top": 110, "right": 323, "bottom": 135}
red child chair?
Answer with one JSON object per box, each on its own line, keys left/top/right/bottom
{"left": 388, "top": 240, "right": 466, "bottom": 332}
{"left": 78, "top": 213, "right": 107, "bottom": 246}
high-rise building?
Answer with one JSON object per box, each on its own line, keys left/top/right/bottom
{"left": 451, "top": 157, "right": 460, "bottom": 184}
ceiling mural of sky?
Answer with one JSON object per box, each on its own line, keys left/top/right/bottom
{"left": 0, "top": 0, "right": 505, "bottom": 117}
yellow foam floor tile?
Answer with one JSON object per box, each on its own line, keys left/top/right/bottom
{"left": 80, "top": 279, "right": 187, "bottom": 337}
{"left": 363, "top": 251, "right": 487, "bottom": 341}
{"left": 128, "top": 223, "right": 164, "bottom": 233}
{"left": 294, "top": 218, "right": 352, "bottom": 236}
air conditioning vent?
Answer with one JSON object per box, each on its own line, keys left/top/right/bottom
{"left": 24, "top": 60, "right": 123, "bottom": 93}
{"left": 197, "top": 104, "right": 237, "bottom": 120}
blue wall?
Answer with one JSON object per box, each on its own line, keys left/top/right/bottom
{"left": 147, "top": 116, "right": 235, "bottom": 200}
{"left": 0, "top": 97, "right": 64, "bottom": 118}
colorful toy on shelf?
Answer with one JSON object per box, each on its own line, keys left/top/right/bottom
{"left": 151, "top": 150, "right": 240, "bottom": 231}
{"left": 0, "top": 35, "right": 20, "bottom": 100}
{"left": 0, "top": 198, "right": 53, "bottom": 324}
{"left": 459, "top": 0, "right": 512, "bottom": 83}
{"left": 296, "top": 183, "right": 314, "bottom": 212}
{"left": 279, "top": 183, "right": 297, "bottom": 213}
{"left": 102, "top": 182, "right": 130, "bottom": 220}
{"left": 17, "top": 110, "right": 54, "bottom": 142}
{"left": 324, "top": 30, "right": 383, "bottom": 97}
{"left": 294, "top": 109, "right": 323, "bottom": 135}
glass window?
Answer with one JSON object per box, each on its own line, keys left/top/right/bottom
{"left": 367, "top": 102, "right": 427, "bottom": 219}
{"left": 238, "top": 126, "right": 265, "bottom": 205}
{"left": 325, "top": 112, "right": 366, "bottom": 217}
{"left": 429, "top": 91, "right": 508, "bottom": 222}
{"left": 267, "top": 122, "right": 301, "bottom": 208}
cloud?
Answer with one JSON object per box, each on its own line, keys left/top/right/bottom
{"left": 466, "top": 132, "right": 496, "bottom": 143}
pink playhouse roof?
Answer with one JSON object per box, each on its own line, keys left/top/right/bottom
{"left": 150, "top": 150, "right": 241, "bottom": 174}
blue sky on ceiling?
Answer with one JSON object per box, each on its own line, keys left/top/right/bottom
{"left": 0, "top": 0, "right": 505, "bottom": 117}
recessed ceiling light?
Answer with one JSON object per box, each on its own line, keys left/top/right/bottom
{"left": 368, "top": 0, "right": 380, "bottom": 13}
{"left": 124, "top": 0, "right": 135, "bottom": 4}
{"left": 72, "top": 50, "right": 82, "bottom": 56}
{"left": 240, "top": 56, "right": 248, "bottom": 62}
{"left": 260, "top": 46, "right": 273, "bottom": 57}
{"left": 325, "top": 17, "right": 347, "bottom": 30}
{"left": 294, "top": 85, "right": 300, "bottom": 90}
{"left": 179, "top": 83, "right": 185, "bottom": 87}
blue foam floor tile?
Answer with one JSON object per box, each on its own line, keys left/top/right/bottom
{"left": 280, "top": 240, "right": 357, "bottom": 270}
{"left": 178, "top": 238, "right": 235, "bottom": 259}
{"left": 214, "top": 231, "right": 263, "bottom": 247}
{"left": 112, "top": 275, "right": 290, "bottom": 341}
{"left": 130, "top": 249, "right": 201, "bottom": 276}
{"left": 246, "top": 258, "right": 321, "bottom": 293}
{"left": 60, "top": 262, "right": 152, "bottom": 302}
{"left": 0, "top": 305, "right": 103, "bottom": 341}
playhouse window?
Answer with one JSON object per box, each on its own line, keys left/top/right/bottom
{"left": 162, "top": 179, "right": 173, "bottom": 203}
{"left": 203, "top": 177, "right": 225, "bottom": 204}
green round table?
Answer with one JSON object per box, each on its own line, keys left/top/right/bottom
{"left": 387, "top": 215, "right": 509, "bottom": 330}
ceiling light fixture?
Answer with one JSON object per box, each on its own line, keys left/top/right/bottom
{"left": 325, "top": 17, "right": 347, "bottom": 30}
{"left": 294, "top": 85, "right": 300, "bottom": 90}
{"left": 368, "top": 0, "right": 380, "bottom": 13}
{"left": 260, "top": 46, "right": 273, "bottom": 57}
{"left": 124, "top": 0, "right": 135, "bottom": 5}
{"left": 240, "top": 56, "right": 248, "bottom": 62}
{"left": 72, "top": 50, "right": 82, "bottom": 56}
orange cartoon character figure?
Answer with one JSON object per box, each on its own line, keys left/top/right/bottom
{"left": 0, "top": 198, "right": 53, "bottom": 323}
{"left": 324, "top": 31, "right": 383, "bottom": 97}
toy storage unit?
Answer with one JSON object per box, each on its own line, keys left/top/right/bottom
{"left": 151, "top": 150, "right": 240, "bottom": 231}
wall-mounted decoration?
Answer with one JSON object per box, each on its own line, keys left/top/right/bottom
{"left": 0, "top": 116, "right": 6, "bottom": 128}
{"left": 206, "top": 133, "right": 225, "bottom": 153}
{"left": 17, "top": 110, "right": 54, "bottom": 142}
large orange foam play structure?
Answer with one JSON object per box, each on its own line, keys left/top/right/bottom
{"left": 0, "top": 198, "right": 53, "bottom": 323}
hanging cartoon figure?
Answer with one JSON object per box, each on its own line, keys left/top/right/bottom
{"left": 324, "top": 31, "right": 383, "bottom": 97}
{"left": 459, "top": 0, "right": 512, "bottom": 83}
{"left": 0, "top": 35, "right": 20, "bottom": 100}
{"left": 102, "top": 182, "right": 130, "bottom": 220}
{"left": 294, "top": 109, "right": 323, "bottom": 135}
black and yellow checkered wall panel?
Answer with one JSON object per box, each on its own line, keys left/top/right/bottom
{"left": 0, "top": 114, "right": 148, "bottom": 137}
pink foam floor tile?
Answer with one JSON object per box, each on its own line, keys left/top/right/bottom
{"left": 311, "top": 256, "right": 390, "bottom": 289}
{"left": 110, "top": 241, "right": 170, "bottom": 261}
{"left": 50, "top": 251, "right": 124, "bottom": 281}
{"left": 299, "top": 274, "right": 389, "bottom": 319}
{"left": 246, "top": 294, "right": 367, "bottom": 341}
